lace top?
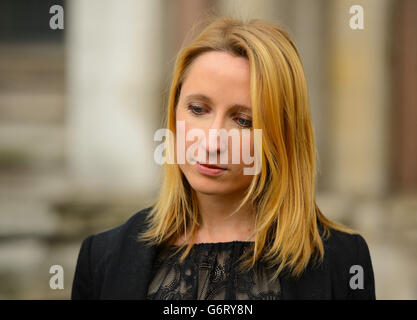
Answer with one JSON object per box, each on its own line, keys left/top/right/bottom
{"left": 146, "top": 241, "right": 281, "bottom": 300}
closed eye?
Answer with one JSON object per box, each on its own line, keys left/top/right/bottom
{"left": 187, "top": 104, "right": 252, "bottom": 128}
{"left": 235, "top": 117, "right": 252, "bottom": 128}
{"left": 187, "top": 105, "right": 206, "bottom": 115}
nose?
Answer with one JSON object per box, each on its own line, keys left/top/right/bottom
{"left": 203, "top": 115, "right": 228, "bottom": 157}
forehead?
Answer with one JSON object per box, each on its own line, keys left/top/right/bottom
{"left": 180, "top": 51, "right": 251, "bottom": 107}
{"left": 187, "top": 50, "right": 250, "bottom": 77}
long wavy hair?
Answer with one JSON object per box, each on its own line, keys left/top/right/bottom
{"left": 138, "top": 16, "right": 356, "bottom": 281}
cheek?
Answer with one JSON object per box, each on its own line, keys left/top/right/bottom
{"left": 235, "top": 132, "right": 255, "bottom": 163}
{"left": 228, "top": 135, "right": 255, "bottom": 172}
{"left": 175, "top": 108, "right": 197, "bottom": 140}
{"left": 175, "top": 109, "right": 192, "bottom": 157}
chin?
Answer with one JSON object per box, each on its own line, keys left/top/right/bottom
{"left": 189, "top": 177, "right": 230, "bottom": 195}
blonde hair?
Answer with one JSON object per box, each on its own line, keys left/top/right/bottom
{"left": 139, "top": 16, "right": 356, "bottom": 281}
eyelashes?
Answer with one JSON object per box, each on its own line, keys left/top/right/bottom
{"left": 235, "top": 118, "right": 252, "bottom": 128}
{"left": 187, "top": 105, "right": 206, "bottom": 115}
{"left": 186, "top": 105, "right": 253, "bottom": 128}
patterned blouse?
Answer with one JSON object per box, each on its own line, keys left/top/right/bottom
{"left": 146, "top": 241, "right": 281, "bottom": 300}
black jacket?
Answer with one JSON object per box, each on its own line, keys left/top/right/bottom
{"left": 71, "top": 207, "right": 376, "bottom": 300}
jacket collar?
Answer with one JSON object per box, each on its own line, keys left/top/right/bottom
{"left": 101, "top": 210, "right": 331, "bottom": 299}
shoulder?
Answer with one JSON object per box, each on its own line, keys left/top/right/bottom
{"left": 320, "top": 226, "right": 376, "bottom": 299}
{"left": 91, "top": 206, "right": 153, "bottom": 247}
{"left": 86, "top": 206, "right": 154, "bottom": 265}
{"left": 71, "top": 206, "right": 153, "bottom": 299}
{"left": 322, "top": 226, "right": 372, "bottom": 267}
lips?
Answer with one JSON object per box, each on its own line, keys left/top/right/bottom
{"left": 198, "top": 162, "right": 227, "bottom": 170}
{"left": 195, "top": 162, "right": 227, "bottom": 176}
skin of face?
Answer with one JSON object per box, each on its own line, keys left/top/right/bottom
{"left": 175, "top": 50, "right": 255, "bottom": 197}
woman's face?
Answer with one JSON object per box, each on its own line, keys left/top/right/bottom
{"left": 175, "top": 51, "right": 255, "bottom": 196}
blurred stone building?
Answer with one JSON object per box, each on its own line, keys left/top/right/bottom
{"left": 0, "top": 0, "right": 416, "bottom": 299}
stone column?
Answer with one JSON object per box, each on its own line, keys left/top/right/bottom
{"left": 393, "top": 0, "right": 417, "bottom": 192}
{"left": 66, "top": 0, "right": 164, "bottom": 199}
{"left": 327, "top": 0, "right": 391, "bottom": 197}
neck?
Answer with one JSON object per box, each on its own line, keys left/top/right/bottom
{"left": 192, "top": 190, "right": 255, "bottom": 243}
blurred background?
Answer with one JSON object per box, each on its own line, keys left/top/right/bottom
{"left": 0, "top": 0, "right": 416, "bottom": 299}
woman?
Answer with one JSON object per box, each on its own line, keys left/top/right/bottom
{"left": 72, "top": 16, "right": 375, "bottom": 300}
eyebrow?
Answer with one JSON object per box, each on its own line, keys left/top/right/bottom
{"left": 184, "top": 93, "right": 252, "bottom": 113}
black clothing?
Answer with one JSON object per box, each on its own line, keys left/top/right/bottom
{"left": 71, "top": 207, "right": 376, "bottom": 299}
{"left": 146, "top": 241, "right": 281, "bottom": 300}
